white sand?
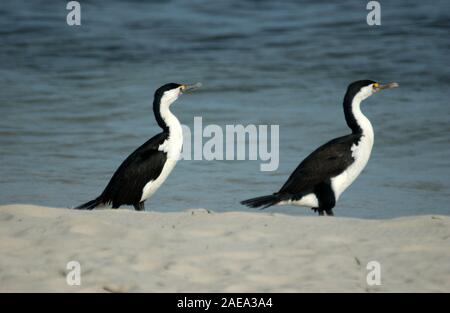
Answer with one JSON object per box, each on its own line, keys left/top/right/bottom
{"left": 0, "top": 204, "right": 449, "bottom": 292}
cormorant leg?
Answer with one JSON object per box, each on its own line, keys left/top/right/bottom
{"left": 314, "top": 182, "right": 336, "bottom": 217}
{"left": 133, "top": 202, "right": 145, "bottom": 211}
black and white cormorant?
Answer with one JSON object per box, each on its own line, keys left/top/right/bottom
{"left": 75, "top": 82, "right": 201, "bottom": 211}
{"left": 241, "top": 80, "right": 399, "bottom": 216}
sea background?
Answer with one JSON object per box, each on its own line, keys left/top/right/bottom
{"left": 1, "top": 0, "right": 449, "bottom": 218}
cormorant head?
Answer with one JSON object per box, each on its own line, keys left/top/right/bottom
{"left": 154, "top": 82, "right": 202, "bottom": 109}
{"left": 346, "top": 80, "right": 399, "bottom": 102}
{"left": 152, "top": 82, "right": 202, "bottom": 130}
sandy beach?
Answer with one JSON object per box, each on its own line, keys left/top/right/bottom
{"left": 0, "top": 204, "right": 449, "bottom": 292}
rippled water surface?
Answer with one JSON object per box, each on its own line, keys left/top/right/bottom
{"left": 1, "top": 0, "right": 449, "bottom": 218}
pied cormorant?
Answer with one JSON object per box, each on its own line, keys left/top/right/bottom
{"left": 75, "top": 82, "right": 201, "bottom": 211}
{"left": 241, "top": 80, "right": 399, "bottom": 216}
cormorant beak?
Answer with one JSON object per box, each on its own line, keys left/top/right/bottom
{"left": 180, "top": 82, "right": 202, "bottom": 94}
{"left": 374, "top": 82, "right": 399, "bottom": 92}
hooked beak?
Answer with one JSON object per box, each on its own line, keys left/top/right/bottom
{"left": 180, "top": 82, "right": 202, "bottom": 94}
{"left": 375, "top": 82, "right": 399, "bottom": 92}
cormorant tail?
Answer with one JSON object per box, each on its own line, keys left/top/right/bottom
{"left": 74, "top": 197, "right": 103, "bottom": 210}
{"left": 241, "top": 194, "right": 281, "bottom": 210}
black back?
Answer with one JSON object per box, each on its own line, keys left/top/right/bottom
{"left": 278, "top": 133, "right": 362, "bottom": 198}
{"left": 100, "top": 132, "right": 169, "bottom": 207}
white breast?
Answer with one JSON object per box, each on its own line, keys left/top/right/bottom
{"left": 331, "top": 133, "right": 373, "bottom": 201}
{"left": 140, "top": 158, "right": 178, "bottom": 202}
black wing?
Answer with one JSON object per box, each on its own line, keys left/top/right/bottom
{"left": 100, "top": 132, "right": 169, "bottom": 207}
{"left": 278, "top": 134, "right": 361, "bottom": 196}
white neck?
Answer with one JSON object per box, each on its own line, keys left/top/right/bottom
{"left": 159, "top": 104, "right": 183, "bottom": 160}
{"left": 157, "top": 88, "right": 183, "bottom": 138}
{"left": 160, "top": 105, "right": 181, "bottom": 133}
{"left": 351, "top": 94, "right": 374, "bottom": 141}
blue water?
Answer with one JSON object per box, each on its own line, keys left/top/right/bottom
{"left": 1, "top": 0, "right": 449, "bottom": 218}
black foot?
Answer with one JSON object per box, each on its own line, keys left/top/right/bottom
{"left": 133, "top": 202, "right": 145, "bottom": 211}
{"left": 312, "top": 207, "right": 333, "bottom": 216}
{"left": 312, "top": 208, "right": 324, "bottom": 216}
